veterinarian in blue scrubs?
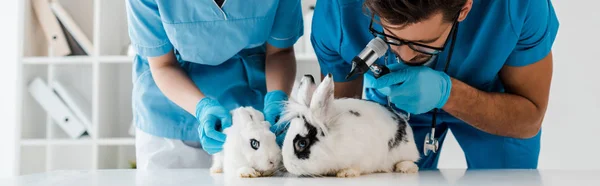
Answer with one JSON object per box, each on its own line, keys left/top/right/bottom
{"left": 309, "top": 0, "right": 559, "bottom": 169}
{"left": 126, "top": 0, "right": 303, "bottom": 169}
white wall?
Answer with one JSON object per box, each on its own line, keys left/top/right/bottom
{"left": 438, "top": 0, "right": 600, "bottom": 169}
{"left": 0, "top": 0, "right": 20, "bottom": 179}
{"left": 536, "top": 0, "right": 600, "bottom": 170}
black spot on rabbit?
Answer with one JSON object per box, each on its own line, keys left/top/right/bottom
{"left": 348, "top": 110, "right": 361, "bottom": 117}
{"left": 303, "top": 74, "right": 315, "bottom": 84}
{"left": 293, "top": 116, "right": 320, "bottom": 160}
{"left": 388, "top": 111, "right": 408, "bottom": 150}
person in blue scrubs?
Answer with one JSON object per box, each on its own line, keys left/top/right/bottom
{"left": 309, "top": 0, "right": 559, "bottom": 169}
{"left": 126, "top": 0, "right": 303, "bottom": 169}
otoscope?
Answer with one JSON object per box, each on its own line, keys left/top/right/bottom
{"left": 345, "top": 37, "right": 390, "bottom": 80}
{"left": 344, "top": 37, "right": 445, "bottom": 157}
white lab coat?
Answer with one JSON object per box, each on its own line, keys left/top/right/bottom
{"left": 135, "top": 128, "right": 213, "bottom": 169}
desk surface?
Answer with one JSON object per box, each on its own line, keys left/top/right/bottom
{"left": 3, "top": 169, "right": 600, "bottom": 186}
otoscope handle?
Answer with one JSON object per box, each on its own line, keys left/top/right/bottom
{"left": 371, "top": 64, "right": 391, "bottom": 79}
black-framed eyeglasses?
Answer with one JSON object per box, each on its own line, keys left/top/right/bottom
{"left": 368, "top": 13, "right": 459, "bottom": 64}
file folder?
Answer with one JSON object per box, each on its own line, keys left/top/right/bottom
{"left": 51, "top": 81, "right": 93, "bottom": 137}
{"left": 28, "top": 78, "right": 86, "bottom": 138}
{"left": 31, "top": 0, "right": 71, "bottom": 56}
{"left": 49, "top": 1, "right": 94, "bottom": 55}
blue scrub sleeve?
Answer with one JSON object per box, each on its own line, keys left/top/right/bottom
{"left": 126, "top": 0, "right": 174, "bottom": 57}
{"left": 310, "top": 0, "right": 356, "bottom": 82}
{"left": 267, "top": 0, "right": 304, "bottom": 49}
{"left": 506, "top": 0, "right": 559, "bottom": 66}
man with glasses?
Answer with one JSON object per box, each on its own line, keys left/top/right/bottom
{"left": 308, "top": 0, "right": 559, "bottom": 169}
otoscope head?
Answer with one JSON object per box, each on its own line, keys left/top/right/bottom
{"left": 345, "top": 37, "right": 388, "bottom": 80}
{"left": 346, "top": 56, "right": 369, "bottom": 80}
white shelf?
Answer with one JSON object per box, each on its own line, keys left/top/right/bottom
{"left": 20, "top": 138, "right": 135, "bottom": 146}
{"left": 22, "top": 56, "right": 93, "bottom": 64}
{"left": 98, "top": 56, "right": 133, "bottom": 63}
{"left": 17, "top": 0, "right": 139, "bottom": 175}
{"left": 22, "top": 56, "right": 137, "bottom": 64}
{"left": 21, "top": 138, "right": 93, "bottom": 146}
{"left": 19, "top": 139, "right": 48, "bottom": 146}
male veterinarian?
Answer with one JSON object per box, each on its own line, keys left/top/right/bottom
{"left": 308, "top": 0, "right": 559, "bottom": 169}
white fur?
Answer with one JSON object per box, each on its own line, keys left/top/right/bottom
{"left": 210, "top": 107, "right": 282, "bottom": 178}
{"left": 280, "top": 74, "right": 420, "bottom": 177}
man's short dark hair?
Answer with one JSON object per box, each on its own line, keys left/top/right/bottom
{"left": 364, "top": 0, "right": 467, "bottom": 26}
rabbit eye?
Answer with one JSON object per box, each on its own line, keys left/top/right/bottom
{"left": 294, "top": 138, "right": 309, "bottom": 151}
{"left": 250, "top": 139, "right": 260, "bottom": 150}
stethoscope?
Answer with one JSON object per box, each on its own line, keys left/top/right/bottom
{"left": 376, "top": 20, "right": 460, "bottom": 156}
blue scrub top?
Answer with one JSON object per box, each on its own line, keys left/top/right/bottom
{"left": 312, "top": 0, "right": 559, "bottom": 118}
{"left": 126, "top": 0, "right": 303, "bottom": 141}
{"left": 311, "top": 0, "right": 559, "bottom": 168}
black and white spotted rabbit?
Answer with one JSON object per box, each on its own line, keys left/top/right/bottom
{"left": 279, "top": 74, "right": 420, "bottom": 177}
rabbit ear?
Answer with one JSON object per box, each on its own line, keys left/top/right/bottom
{"left": 231, "top": 107, "right": 263, "bottom": 129}
{"left": 310, "top": 73, "right": 334, "bottom": 117}
{"left": 295, "top": 74, "right": 317, "bottom": 107}
{"left": 246, "top": 107, "right": 265, "bottom": 123}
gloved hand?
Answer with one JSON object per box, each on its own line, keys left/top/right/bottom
{"left": 195, "top": 97, "right": 232, "bottom": 154}
{"left": 263, "top": 90, "right": 288, "bottom": 146}
{"left": 374, "top": 66, "right": 452, "bottom": 115}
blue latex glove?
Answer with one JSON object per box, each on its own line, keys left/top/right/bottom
{"left": 374, "top": 66, "right": 452, "bottom": 115}
{"left": 263, "top": 90, "right": 288, "bottom": 146}
{"left": 195, "top": 97, "right": 232, "bottom": 154}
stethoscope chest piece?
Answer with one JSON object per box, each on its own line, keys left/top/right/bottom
{"left": 423, "top": 132, "right": 439, "bottom": 156}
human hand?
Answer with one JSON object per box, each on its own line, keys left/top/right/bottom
{"left": 195, "top": 97, "right": 232, "bottom": 154}
{"left": 263, "top": 90, "right": 288, "bottom": 146}
{"left": 374, "top": 66, "right": 452, "bottom": 114}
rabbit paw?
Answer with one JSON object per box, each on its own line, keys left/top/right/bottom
{"left": 394, "top": 161, "right": 418, "bottom": 174}
{"left": 210, "top": 166, "right": 223, "bottom": 173}
{"left": 237, "top": 167, "right": 262, "bottom": 178}
{"left": 260, "top": 169, "right": 276, "bottom": 177}
{"left": 336, "top": 168, "right": 361, "bottom": 178}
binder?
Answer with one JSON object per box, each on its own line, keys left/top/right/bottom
{"left": 58, "top": 19, "right": 87, "bottom": 56}
{"left": 49, "top": 0, "right": 94, "bottom": 55}
{"left": 51, "top": 81, "right": 93, "bottom": 137}
{"left": 31, "top": 0, "right": 71, "bottom": 56}
{"left": 28, "top": 78, "right": 86, "bottom": 139}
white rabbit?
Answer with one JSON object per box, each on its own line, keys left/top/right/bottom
{"left": 279, "top": 74, "right": 420, "bottom": 177}
{"left": 210, "top": 106, "right": 282, "bottom": 178}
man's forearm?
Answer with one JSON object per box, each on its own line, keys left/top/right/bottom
{"left": 265, "top": 47, "right": 296, "bottom": 95}
{"left": 442, "top": 78, "right": 544, "bottom": 139}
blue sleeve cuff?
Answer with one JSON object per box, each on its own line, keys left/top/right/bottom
{"left": 126, "top": 0, "right": 174, "bottom": 58}
{"left": 132, "top": 42, "right": 174, "bottom": 58}
{"left": 506, "top": 20, "right": 558, "bottom": 67}
{"left": 267, "top": 0, "right": 304, "bottom": 49}
{"left": 506, "top": 0, "right": 559, "bottom": 66}
{"left": 267, "top": 30, "right": 303, "bottom": 49}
